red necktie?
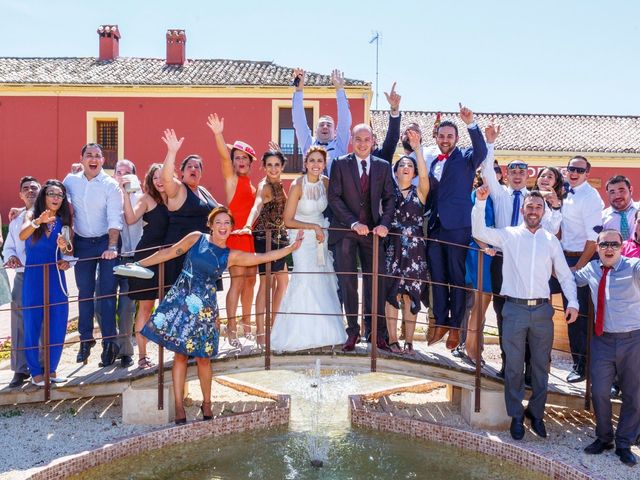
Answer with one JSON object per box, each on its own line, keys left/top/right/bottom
{"left": 595, "top": 266, "right": 611, "bottom": 336}
{"left": 360, "top": 160, "right": 368, "bottom": 191}
{"left": 436, "top": 154, "right": 449, "bottom": 161}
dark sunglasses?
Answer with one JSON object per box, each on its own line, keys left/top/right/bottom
{"left": 493, "top": 166, "right": 502, "bottom": 174}
{"left": 507, "top": 162, "right": 528, "bottom": 170}
{"left": 566, "top": 166, "right": 587, "bottom": 174}
{"left": 598, "top": 241, "right": 621, "bottom": 250}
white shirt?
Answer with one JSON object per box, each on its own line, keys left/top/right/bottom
{"left": 2, "top": 211, "right": 27, "bottom": 273}
{"left": 602, "top": 201, "right": 639, "bottom": 240}
{"left": 120, "top": 191, "right": 144, "bottom": 257}
{"left": 408, "top": 145, "right": 439, "bottom": 186}
{"left": 63, "top": 170, "right": 123, "bottom": 238}
{"left": 560, "top": 181, "right": 604, "bottom": 252}
{"left": 481, "top": 144, "right": 561, "bottom": 236}
{"left": 472, "top": 199, "right": 579, "bottom": 308}
{"left": 355, "top": 154, "right": 371, "bottom": 177}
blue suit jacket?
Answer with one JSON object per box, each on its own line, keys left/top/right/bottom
{"left": 428, "top": 126, "right": 487, "bottom": 231}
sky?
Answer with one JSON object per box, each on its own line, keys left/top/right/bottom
{"left": 1, "top": 0, "right": 639, "bottom": 116}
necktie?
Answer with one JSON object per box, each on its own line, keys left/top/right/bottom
{"left": 510, "top": 190, "right": 522, "bottom": 227}
{"left": 436, "top": 154, "right": 449, "bottom": 161}
{"left": 595, "top": 266, "right": 611, "bottom": 336}
{"left": 360, "top": 160, "right": 368, "bottom": 191}
{"left": 617, "top": 210, "right": 630, "bottom": 239}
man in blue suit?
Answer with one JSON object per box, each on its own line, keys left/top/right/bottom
{"left": 427, "top": 104, "right": 488, "bottom": 349}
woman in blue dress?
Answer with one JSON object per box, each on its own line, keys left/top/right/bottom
{"left": 137, "top": 206, "right": 302, "bottom": 424}
{"left": 19, "top": 180, "right": 73, "bottom": 386}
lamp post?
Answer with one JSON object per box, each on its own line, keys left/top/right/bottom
{"left": 369, "top": 32, "right": 380, "bottom": 110}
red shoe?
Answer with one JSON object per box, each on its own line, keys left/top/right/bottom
{"left": 446, "top": 329, "right": 460, "bottom": 350}
{"left": 342, "top": 334, "right": 359, "bottom": 352}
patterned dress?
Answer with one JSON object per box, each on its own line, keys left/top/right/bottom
{"left": 253, "top": 179, "right": 289, "bottom": 274}
{"left": 385, "top": 185, "right": 428, "bottom": 314}
{"left": 141, "top": 234, "right": 228, "bottom": 358}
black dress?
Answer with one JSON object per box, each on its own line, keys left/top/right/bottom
{"left": 385, "top": 185, "right": 428, "bottom": 315}
{"left": 128, "top": 203, "right": 169, "bottom": 300}
{"left": 164, "top": 184, "right": 218, "bottom": 289}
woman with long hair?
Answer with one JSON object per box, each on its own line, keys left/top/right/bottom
{"left": 206, "top": 114, "right": 257, "bottom": 346}
{"left": 270, "top": 146, "right": 347, "bottom": 352}
{"left": 235, "top": 149, "right": 289, "bottom": 349}
{"left": 136, "top": 207, "right": 302, "bottom": 424}
{"left": 19, "top": 180, "right": 73, "bottom": 386}
{"left": 120, "top": 163, "right": 169, "bottom": 369}
{"left": 385, "top": 129, "right": 430, "bottom": 354}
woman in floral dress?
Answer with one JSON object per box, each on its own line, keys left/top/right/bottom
{"left": 385, "top": 130, "right": 430, "bottom": 354}
{"left": 137, "top": 207, "right": 302, "bottom": 424}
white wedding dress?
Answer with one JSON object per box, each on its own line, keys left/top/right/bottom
{"left": 270, "top": 175, "right": 347, "bottom": 352}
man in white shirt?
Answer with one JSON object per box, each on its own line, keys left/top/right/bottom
{"left": 112, "top": 160, "right": 143, "bottom": 367}
{"left": 480, "top": 124, "right": 562, "bottom": 379}
{"left": 63, "top": 143, "right": 123, "bottom": 367}
{"left": 553, "top": 156, "right": 604, "bottom": 383}
{"left": 473, "top": 187, "right": 578, "bottom": 441}
{"left": 3, "top": 176, "right": 40, "bottom": 387}
{"left": 602, "top": 175, "right": 638, "bottom": 241}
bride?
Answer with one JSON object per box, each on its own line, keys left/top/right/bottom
{"left": 270, "top": 146, "right": 347, "bottom": 351}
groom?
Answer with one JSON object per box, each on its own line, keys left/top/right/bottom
{"left": 328, "top": 124, "right": 395, "bottom": 352}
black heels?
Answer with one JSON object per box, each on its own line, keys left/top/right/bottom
{"left": 201, "top": 401, "right": 213, "bottom": 421}
{"left": 174, "top": 406, "right": 187, "bottom": 425}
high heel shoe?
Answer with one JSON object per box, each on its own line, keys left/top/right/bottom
{"left": 174, "top": 406, "right": 187, "bottom": 425}
{"left": 200, "top": 401, "right": 213, "bottom": 421}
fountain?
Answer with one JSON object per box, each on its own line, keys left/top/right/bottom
{"left": 65, "top": 365, "right": 549, "bottom": 479}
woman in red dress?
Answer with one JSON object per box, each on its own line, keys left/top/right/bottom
{"left": 207, "top": 113, "right": 257, "bottom": 346}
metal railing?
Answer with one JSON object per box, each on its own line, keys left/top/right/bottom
{"left": 0, "top": 228, "right": 594, "bottom": 413}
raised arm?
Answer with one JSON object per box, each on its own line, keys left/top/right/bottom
{"left": 160, "top": 129, "right": 185, "bottom": 200}
{"left": 235, "top": 180, "right": 273, "bottom": 235}
{"left": 471, "top": 186, "right": 506, "bottom": 247}
{"left": 119, "top": 177, "right": 149, "bottom": 225}
{"left": 137, "top": 231, "right": 201, "bottom": 267}
{"left": 291, "top": 68, "right": 313, "bottom": 155}
{"left": 460, "top": 103, "right": 488, "bottom": 169}
{"left": 377, "top": 82, "right": 401, "bottom": 162}
{"left": 20, "top": 209, "right": 55, "bottom": 241}
{"left": 408, "top": 130, "right": 430, "bottom": 203}
{"left": 283, "top": 178, "right": 326, "bottom": 243}
{"left": 481, "top": 123, "right": 508, "bottom": 204}
{"left": 229, "top": 230, "right": 303, "bottom": 267}
{"left": 333, "top": 69, "right": 352, "bottom": 156}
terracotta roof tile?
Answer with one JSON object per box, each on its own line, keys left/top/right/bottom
{"left": 371, "top": 110, "right": 640, "bottom": 154}
{"left": 0, "top": 57, "right": 368, "bottom": 87}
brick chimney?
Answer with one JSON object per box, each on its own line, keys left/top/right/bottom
{"left": 166, "top": 29, "right": 186, "bottom": 66}
{"left": 97, "top": 25, "right": 120, "bottom": 61}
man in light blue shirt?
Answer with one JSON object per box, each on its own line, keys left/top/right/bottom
{"left": 63, "top": 143, "right": 123, "bottom": 367}
{"left": 291, "top": 68, "right": 352, "bottom": 174}
{"left": 575, "top": 229, "right": 640, "bottom": 466}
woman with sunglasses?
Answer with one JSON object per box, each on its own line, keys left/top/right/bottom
{"left": 19, "top": 180, "right": 73, "bottom": 386}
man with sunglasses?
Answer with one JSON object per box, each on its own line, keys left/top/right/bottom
{"left": 574, "top": 229, "right": 640, "bottom": 466}
{"left": 480, "top": 124, "right": 562, "bottom": 380}
{"left": 3, "top": 176, "right": 40, "bottom": 387}
{"left": 555, "top": 156, "right": 604, "bottom": 383}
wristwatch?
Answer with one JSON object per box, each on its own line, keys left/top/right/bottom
{"left": 108, "top": 245, "right": 119, "bottom": 252}
{"left": 30, "top": 220, "right": 40, "bottom": 229}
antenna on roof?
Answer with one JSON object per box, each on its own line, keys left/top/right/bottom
{"left": 369, "top": 31, "right": 380, "bottom": 110}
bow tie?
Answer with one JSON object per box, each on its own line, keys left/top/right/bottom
{"left": 316, "top": 141, "right": 329, "bottom": 146}
{"left": 436, "top": 154, "right": 449, "bottom": 161}
{"left": 568, "top": 187, "right": 575, "bottom": 195}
